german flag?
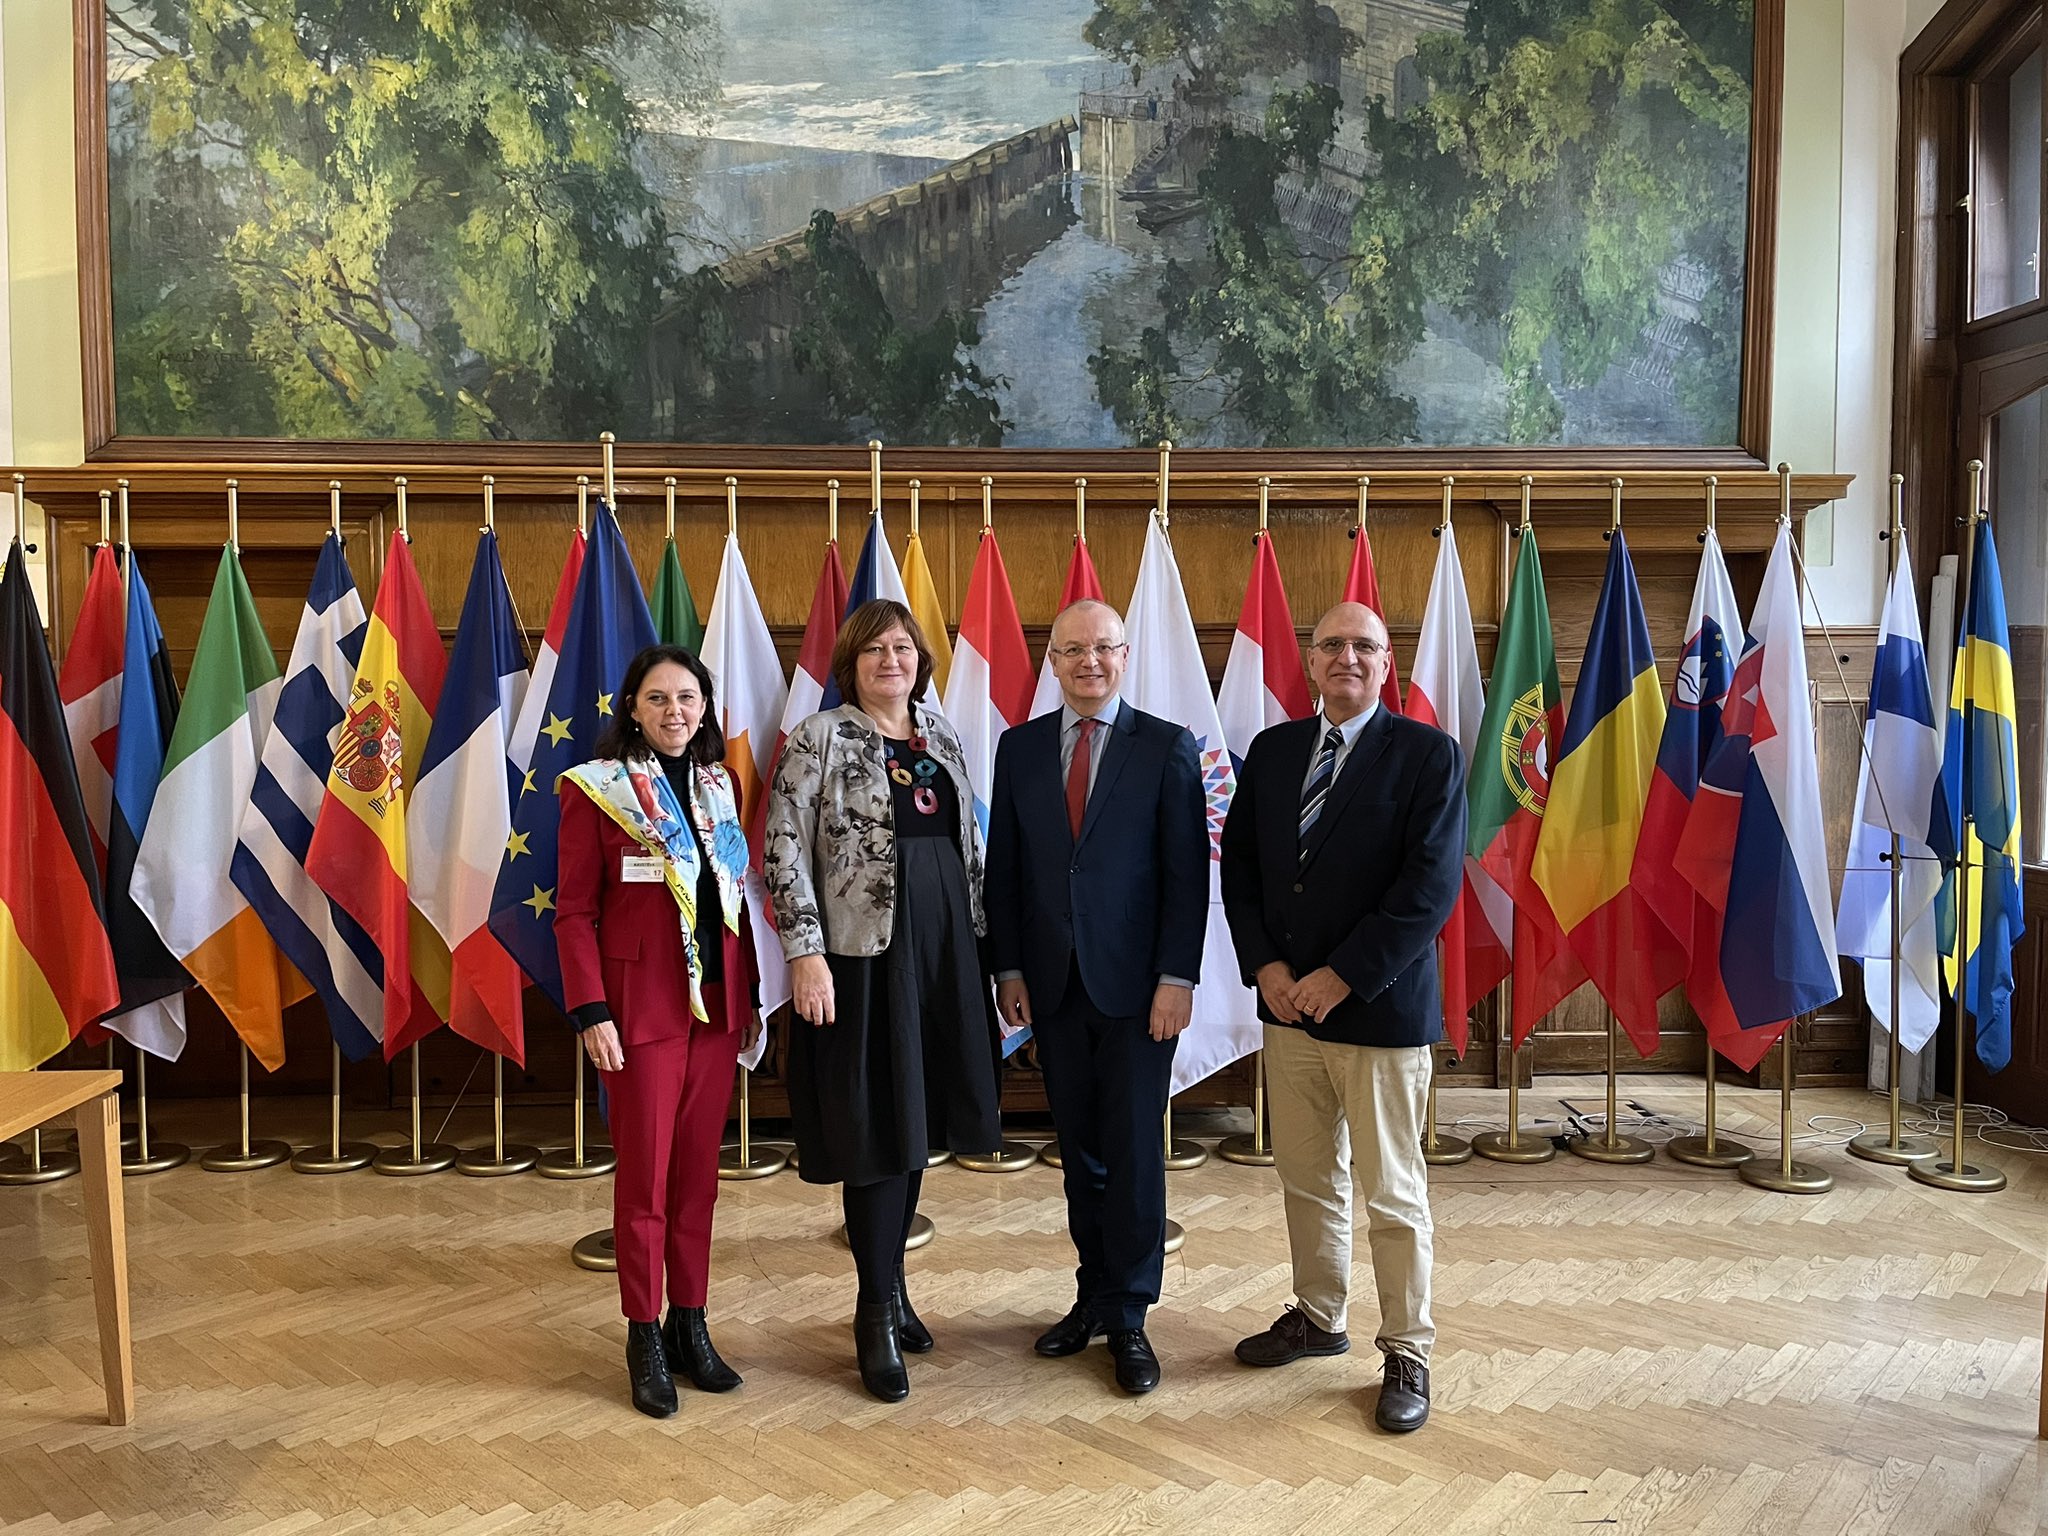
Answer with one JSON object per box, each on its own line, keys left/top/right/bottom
{"left": 0, "top": 541, "right": 120, "bottom": 1069}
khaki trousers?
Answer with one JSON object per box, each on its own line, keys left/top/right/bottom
{"left": 1262, "top": 1021, "right": 1434, "bottom": 1362}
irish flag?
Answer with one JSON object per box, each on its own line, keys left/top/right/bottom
{"left": 1407, "top": 523, "right": 1499, "bottom": 1055}
{"left": 308, "top": 532, "right": 449, "bottom": 1060}
{"left": 134, "top": 546, "right": 308, "bottom": 1070}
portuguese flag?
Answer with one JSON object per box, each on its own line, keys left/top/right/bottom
{"left": 1468, "top": 530, "right": 1583, "bottom": 1046}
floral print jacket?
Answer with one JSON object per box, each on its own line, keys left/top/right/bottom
{"left": 762, "top": 701, "right": 986, "bottom": 960}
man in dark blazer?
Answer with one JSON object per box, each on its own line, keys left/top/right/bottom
{"left": 985, "top": 598, "right": 1209, "bottom": 1395}
{"left": 1219, "top": 601, "right": 1464, "bottom": 1433}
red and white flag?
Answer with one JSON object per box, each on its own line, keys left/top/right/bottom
{"left": 1030, "top": 537, "right": 1106, "bottom": 717}
{"left": 1216, "top": 530, "right": 1310, "bottom": 766}
{"left": 1342, "top": 524, "right": 1404, "bottom": 714}
{"left": 942, "top": 527, "right": 1034, "bottom": 825}
{"left": 59, "top": 545, "right": 125, "bottom": 877}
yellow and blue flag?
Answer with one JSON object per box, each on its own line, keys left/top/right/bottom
{"left": 1530, "top": 530, "right": 1685, "bottom": 1054}
{"left": 1933, "top": 519, "right": 2025, "bottom": 1071}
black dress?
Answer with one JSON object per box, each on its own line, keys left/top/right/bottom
{"left": 786, "top": 733, "right": 1002, "bottom": 1185}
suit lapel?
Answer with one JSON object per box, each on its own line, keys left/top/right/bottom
{"left": 1299, "top": 707, "right": 1395, "bottom": 874}
{"left": 1076, "top": 701, "right": 1136, "bottom": 851}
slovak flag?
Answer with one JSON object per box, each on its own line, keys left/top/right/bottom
{"left": 1216, "top": 530, "right": 1310, "bottom": 770}
{"left": 1031, "top": 537, "right": 1106, "bottom": 717}
{"left": 942, "top": 526, "right": 1034, "bottom": 830}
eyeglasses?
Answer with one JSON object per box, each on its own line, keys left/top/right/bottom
{"left": 859, "top": 641, "right": 919, "bottom": 661}
{"left": 1049, "top": 642, "right": 1128, "bottom": 662}
{"left": 1311, "top": 637, "right": 1385, "bottom": 658}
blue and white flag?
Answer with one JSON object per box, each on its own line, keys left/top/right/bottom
{"left": 231, "top": 534, "right": 383, "bottom": 1060}
{"left": 1837, "top": 544, "right": 1944, "bottom": 1051}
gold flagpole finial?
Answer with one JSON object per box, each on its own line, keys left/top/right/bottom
{"left": 600, "top": 431, "right": 616, "bottom": 505}
{"left": 1355, "top": 475, "right": 1369, "bottom": 534}
{"left": 1157, "top": 440, "right": 1172, "bottom": 523}
{"left": 1776, "top": 462, "right": 1793, "bottom": 527}
{"left": 1257, "top": 476, "right": 1270, "bottom": 535}
{"left": 868, "top": 440, "right": 883, "bottom": 511}
{"left": 980, "top": 475, "right": 993, "bottom": 534}
{"left": 226, "top": 478, "right": 241, "bottom": 552}
{"left": 908, "top": 479, "right": 921, "bottom": 538}
{"left": 827, "top": 479, "right": 840, "bottom": 544}
{"left": 1437, "top": 474, "right": 1454, "bottom": 535}
{"left": 576, "top": 475, "right": 589, "bottom": 535}
{"left": 1606, "top": 477, "right": 1623, "bottom": 539}
{"left": 394, "top": 475, "right": 409, "bottom": 541}
{"left": 664, "top": 477, "right": 677, "bottom": 542}
{"left": 1701, "top": 475, "right": 1717, "bottom": 542}
{"left": 99, "top": 489, "right": 112, "bottom": 546}
{"left": 725, "top": 476, "right": 739, "bottom": 538}
{"left": 120, "top": 480, "right": 133, "bottom": 583}
{"left": 328, "top": 480, "right": 342, "bottom": 540}
{"left": 481, "top": 475, "right": 495, "bottom": 534}
{"left": 1074, "top": 477, "right": 1087, "bottom": 544}
{"left": 1516, "top": 474, "right": 1533, "bottom": 536}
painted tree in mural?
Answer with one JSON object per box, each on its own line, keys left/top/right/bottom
{"left": 109, "top": 0, "right": 715, "bottom": 440}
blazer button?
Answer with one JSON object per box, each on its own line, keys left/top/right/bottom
{"left": 1292, "top": 882, "right": 1303, "bottom": 893}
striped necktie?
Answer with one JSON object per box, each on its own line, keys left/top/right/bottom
{"left": 1298, "top": 725, "right": 1344, "bottom": 854}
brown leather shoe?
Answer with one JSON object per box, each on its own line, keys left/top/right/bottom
{"left": 1234, "top": 1305, "right": 1351, "bottom": 1367}
{"left": 1374, "top": 1351, "right": 1430, "bottom": 1433}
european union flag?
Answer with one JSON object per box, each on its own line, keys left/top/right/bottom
{"left": 1933, "top": 518, "right": 2026, "bottom": 1072}
{"left": 487, "top": 505, "right": 657, "bottom": 1007}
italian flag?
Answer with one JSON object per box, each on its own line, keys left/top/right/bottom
{"left": 1466, "top": 530, "right": 1582, "bottom": 1047}
{"left": 133, "top": 547, "right": 308, "bottom": 1070}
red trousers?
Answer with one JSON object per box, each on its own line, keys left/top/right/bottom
{"left": 599, "top": 990, "right": 741, "bottom": 1322}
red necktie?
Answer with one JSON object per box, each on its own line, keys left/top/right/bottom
{"left": 1066, "top": 718, "right": 1098, "bottom": 840}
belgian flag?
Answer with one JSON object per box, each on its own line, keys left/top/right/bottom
{"left": 0, "top": 541, "right": 120, "bottom": 1069}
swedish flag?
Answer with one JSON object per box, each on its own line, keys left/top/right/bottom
{"left": 1934, "top": 519, "right": 2026, "bottom": 1072}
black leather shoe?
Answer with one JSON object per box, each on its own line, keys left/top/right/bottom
{"left": 663, "top": 1306, "right": 742, "bottom": 1393}
{"left": 1107, "top": 1328, "right": 1161, "bottom": 1395}
{"left": 1034, "top": 1303, "right": 1104, "bottom": 1358}
{"left": 626, "top": 1320, "right": 678, "bottom": 1418}
{"left": 1234, "top": 1305, "right": 1351, "bottom": 1368}
{"left": 1375, "top": 1352, "right": 1430, "bottom": 1433}
{"left": 894, "top": 1267, "right": 933, "bottom": 1353}
{"left": 854, "top": 1298, "right": 909, "bottom": 1402}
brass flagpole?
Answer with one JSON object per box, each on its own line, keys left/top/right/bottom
{"left": 1422, "top": 476, "right": 1472, "bottom": 1167}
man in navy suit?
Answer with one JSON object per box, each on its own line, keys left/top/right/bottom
{"left": 1220, "top": 602, "right": 1464, "bottom": 1434}
{"left": 985, "top": 598, "right": 1209, "bottom": 1395}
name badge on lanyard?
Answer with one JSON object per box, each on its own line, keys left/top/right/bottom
{"left": 621, "top": 854, "right": 666, "bottom": 884}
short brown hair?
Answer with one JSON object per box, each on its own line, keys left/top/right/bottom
{"left": 830, "top": 599, "right": 934, "bottom": 710}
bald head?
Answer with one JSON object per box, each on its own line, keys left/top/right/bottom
{"left": 1307, "top": 602, "right": 1391, "bottom": 723}
{"left": 1050, "top": 598, "right": 1126, "bottom": 647}
{"left": 1048, "top": 599, "right": 1128, "bottom": 714}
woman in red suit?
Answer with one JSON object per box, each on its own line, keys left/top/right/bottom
{"left": 554, "top": 644, "right": 762, "bottom": 1418}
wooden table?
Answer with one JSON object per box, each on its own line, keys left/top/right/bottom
{"left": 1, "top": 1070, "right": 133, "bottom": 1424}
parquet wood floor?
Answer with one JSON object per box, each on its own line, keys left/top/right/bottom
{"left": 2, "top": 1076, "right": 2043, "bottom": 1534}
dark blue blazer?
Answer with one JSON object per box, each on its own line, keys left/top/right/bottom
{"left": 1220, "top": 708, "right": 1465, "bottom": 1049}
{"left": 985, "top": 701, "right": 1209, "bottom": 1020}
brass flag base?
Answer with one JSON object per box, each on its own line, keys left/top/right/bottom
{"left": 927, "top": 1149, "right": 953, "bottom": 1168}
{"left": 718, "top": 1142, "right": 789, "bottom": 1179}
{"left": 1740, "top": 1156, "right": 1833, "bottom": 1194}
{"left": 1216, "top": 1133, "right": 1275, "bottom": 1166}
{"left": 1909, "top": 1157, "right": 2007, "bottom": 1193}
{"left": 1422, "top": 1132, "right": 1473, "bottom": 1166}
{"left": 1164, "top": 1219, "right": 1185, "bottom": 1255}
{"left": 1164, "top": 1137, "right": 1208, "bottom": 1170}
{"left": 1846, "top": 1129, "right": 1939, "bottom": 1166}
{"left": 457, "top": 1142, "right": 539, "bottom": 1177}
{"left": 1469, "top": 1129, "right": 1554, "bottom": 1165}
{"left": 1569, "top": 1130, "right": 1654, "bottom": 1165}
{"left": 291, "top": 1142, "right": 375, "bottom": 1174}
{"left": 1039, "top": 1138, "right": 1063, "bottom": 1169}
{"left": 1666, "top": 1134, "right": 1753, "bottom": 1169}
{"left": 836, "top": 1213, "right": 936, "bottom": 1251}
{"left": 0, "top": 1135, "right": 81, "bottom": 1185}
{"left": 123, "top": 1140, "right": 192, "bottom": 1175}
{"left": 571, "top": 1228, "right": 617, "bottom": 1272}
{"left": 374, "top": 1141, "right": 459, "bottom": 1176}
{"left": 536, "top": 1143, "right": 614, "bottom": 1179}
{"left": 956, "top": 1140, "right": 1040, "bottom": 1173}
{"left": 203, "top": 1139, "right": 293, "bottom": 1172}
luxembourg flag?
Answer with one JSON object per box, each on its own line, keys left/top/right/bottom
{"left": 820, "top": 510, "right": 911, "bottom": 710}
{"left": 1124, "top": 515, "right": 1259, "bottom": 1092}
{"left": 1406, "top": 523, "right": 1499, "bottom": 1055}
{"left": 701, "top": 527, "right": 792, "bottom": 1056}
{"left": 1836, "top": 544, "right": 1944, "bottom": 1051}
{"left": 1216, "top": 530, "right": 1310, "bottom": 770}
{"left": 943, "top": 526, "right": 1034, "bottom": 830}
{"left": 410, "top": 530, "right": 530, "bottom": 1065}
{"left": 1031, "top": 537, "right": 1106, "bottom": 717}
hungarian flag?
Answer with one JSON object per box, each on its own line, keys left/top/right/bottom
{"left": 1407, "top": 523, "right": 1497, "bottom": 1056}
{"left": 1030, "top": 536, "right": 1106, "bottom": 717}
{"left": 134, "top": 546, "right": 309, "bottom": 1070}
{"left": 943, "top": 527, "right": 1034, "bottom": 830}
{"left": 410, "top": 530, "right": 529, "bottom": 1064}
{"left": 1531, "top": 532, "right": 1684, "bottom": 1057}
{"left": 0, "top": 542, "right": 120, "bottom": 1070}
{"left": 1468, "top": 531, "right": 1580, "bottom": 1046}
{"left": 1343, "top": 522, "right": 1403, "bottom": 714}
{"left": 1216, "top": 530, "right": 1310, "bottom": 769}
{"left": 104, "top": 554, "right": 191, "bottom": 1060}
{"left": 58, "top": 544, "right": 124, "bottom": 879}
{"left": 307, "top": 531, "right": 449, "bottom": 1060}
{"left": 1632, "top": 531, "right": 1744, "bottom": 1051}
{"left": 651, "top": 536, "right": 704, "bottom": 653}
{"left": 902, "top": 524, "right": 955, "bottom": 698}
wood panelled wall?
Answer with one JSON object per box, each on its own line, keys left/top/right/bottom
{"left": 20, "top": 464, "right": 1860, "bottom": 1114}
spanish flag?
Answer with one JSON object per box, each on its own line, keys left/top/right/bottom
{"left": 307, "top": 531, "right": 449, "bottom": 1060}
{"left": 1529, "top": 531, "right": 1685, "bottom": 1055}
{"left": 0, "top": 542, "right": 119, "bottom": 1069}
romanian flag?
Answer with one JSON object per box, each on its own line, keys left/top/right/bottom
{"left": 1529, "top": 531, "right": 1683, "bottom": 1056}
{"left": 307, "top": 532, "right": 449, "bottom": 1060}
{"left": 1030, "top": 536, "right": 1106, "bottom": 716}
{"left": 1343, "top": 521, "right": 1403, "bottom": 714}
{"left": 0, "top": 542, "right": 120, "bottom": 1069}
{"left": 1933, "top": 519, "right": 2026, "bottom": 1071}
{"left": 134, "top": 546, "right": 308, "bottom": 1070}
{"left": 902, "top": 522, "right": 955, "bottom": 698}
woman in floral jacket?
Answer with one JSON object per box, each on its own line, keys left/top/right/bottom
{"left": 764, "top": 599, "right": 1001, "bottom": 1403}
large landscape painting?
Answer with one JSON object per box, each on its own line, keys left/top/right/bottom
{"left": 105, "top": 0, "right": 1756, "bottom": 447}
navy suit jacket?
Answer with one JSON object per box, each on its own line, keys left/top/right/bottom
{"left": 1220, "top": 707, "right": 1465, "bottom": 1050}
{"left": 985, "top": 701, "right": 1209, "bottom": 1020}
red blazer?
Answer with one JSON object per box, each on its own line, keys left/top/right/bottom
{"left": 554, "top": 788, "right": 761, "bottom": 1046}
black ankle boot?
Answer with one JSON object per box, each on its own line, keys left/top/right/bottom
{"left": 664, "top": 1305, "right": 742, "bottom": 1393}
{"left": 853, "top": 1297, "right": 909, "bottom": 1402}
{"left": 894, "top": 1267, "right": 933, "bottom": 1353}
{"left": 625, "top": 1320, "right": 678, "bottom": 1418}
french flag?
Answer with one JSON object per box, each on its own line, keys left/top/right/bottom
{"left": 942, "top": 526, "right": 1033, "bottom": 832}
{"left": 1217, "top": 530, "right": 1310, "bottom": 770}
{"left": 1030, "top": 537, "right": 1106, "bottom": 717}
